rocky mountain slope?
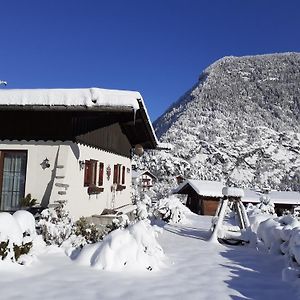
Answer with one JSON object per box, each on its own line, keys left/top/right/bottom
{"left": 136, "top": 53, "right": 300, "bottom": 196}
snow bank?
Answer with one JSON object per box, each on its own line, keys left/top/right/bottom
{"left": 154, "top": 195, "right": 191, "bottom": 224}
{"left": 76, "top": 220, "right": 164, "bottom": 272}
{"left": 257, "top": 218, "right": 283, "bottom": 254}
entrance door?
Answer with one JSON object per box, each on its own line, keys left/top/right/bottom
{"left": 0, "top": 151, "right": 27, "bottom": 211}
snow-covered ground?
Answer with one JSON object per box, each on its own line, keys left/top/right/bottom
{"left": 0, "top": 214, "right": 299, "bottom": 300}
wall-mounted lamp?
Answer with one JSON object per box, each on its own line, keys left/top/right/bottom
{"left": 134, "top": 144, "right": 144, "bottom": 157}
{"left": 41, "top": 157, "right": 50, "bottom": 169}
{"left": 106, "top": 165, "right": 111, "bottom": 180}
{"left": 79, "top": 160, "right": 85, "bottom": 170}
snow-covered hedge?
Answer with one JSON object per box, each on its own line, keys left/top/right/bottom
{"left": 75, "top": 220, "right": 165, "bottom": 271}
{"left": 37, "top": 201, "right": 137, "bottom": 258}
{"left": 153, "top": 195, "right": 191, "bottom": 224}
{"left": 251, "top": 213, "right": 300, "bottom": 281}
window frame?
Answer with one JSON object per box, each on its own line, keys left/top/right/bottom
{"left": 0, "top": 150, "right": 28, "bottom": 211}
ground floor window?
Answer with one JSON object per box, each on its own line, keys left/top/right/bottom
{"left": 0, "top": 150, "right": 27, "bottom": 211}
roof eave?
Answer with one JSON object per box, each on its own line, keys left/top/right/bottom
{"left": 0, "top": 104, "right": 135, "bottom": 113}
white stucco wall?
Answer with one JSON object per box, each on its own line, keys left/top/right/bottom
{"left": 0, "top": 141, "right": 132, "bottom": 220}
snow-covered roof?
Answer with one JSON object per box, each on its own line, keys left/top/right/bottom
{"left": 270, "top": 191, "right": 300, "bottom": 205}
{"left": 0, "top": 88, "right": 141, "bottom": 109}
{"left": 173, "top": 179, "right": 225, "bottom": 197}
{"left": 132, "top": 170, "right": 157, "bottom": 180}
{"left": 242, "top": 189, "right": 300, "bottom": 205}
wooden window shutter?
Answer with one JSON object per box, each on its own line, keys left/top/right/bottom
{"left": 122, "top": 166, "right": 125, "bottom": 185}
{"left": 98, "top": 162, "right": 104, "bottom": 186}
{"left": 113, "top": 164, "right": 118, "bottom": 184}
{"left": 84, "top": 160, "right": 97, "bottom": 186}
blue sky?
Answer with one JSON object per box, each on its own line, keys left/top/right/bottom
{"left": 1, "top": 0, "right": 300, "bottom": 121}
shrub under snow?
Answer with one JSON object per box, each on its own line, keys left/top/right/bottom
{"left": 136, "top": 194, "right": 152, "bottom": 220}
{"left": 0, "top": 210, "right": 41, "bottom": 264}
{"left": 38, "top": 201, "right": 74, "bottom": 246}
{"left": 154, "top": 195, "right": 191, "bottom": 224}
{"left": 75, "top": 220, "right": 165, "bottom": 272}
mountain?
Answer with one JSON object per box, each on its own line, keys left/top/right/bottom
{"left": 136, "top": 53, "right": 300, "bottom": 196}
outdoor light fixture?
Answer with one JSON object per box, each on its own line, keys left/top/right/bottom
{"left": 133, "top": 144, "right": 144, "bottom": 157}
{"left": 106, "top": 165, "right": 111, "bottom": 180}
{"left": 79, "top": 160, "right": 85, "bottom": 170}
{"left": 41, "top": 157, "right": 50, "bottom": 169}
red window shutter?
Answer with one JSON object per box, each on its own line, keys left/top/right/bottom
{"left": 98, "top": 162, "right": 104, "bottom": 186}
{"left": 84, "top": 160, "right": 91, "bottom": 187}
{"left": 122, "top": 166, "right": 125, "bottom": 185}
{"left": 84, "top": 160, "right": 97, "bottom": 186}
{"left": 113, "top": 164, "right": 118, "bottom": 184}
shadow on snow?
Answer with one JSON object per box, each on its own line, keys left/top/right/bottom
{"left": 219, "top": 245, "right": 299, "bottom": 300}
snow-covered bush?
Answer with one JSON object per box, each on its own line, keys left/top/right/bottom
{"left": 73, "top": 217, "right": 103, "bottom": 244}
{"left": 154, "top": 195, "right": 190, "bottom": 224}
{"left": 38, "top": 201, "right": 134, "bottom": 254}
{"left": 110, "top": 214, "right": 130, "bottom": 229}
{"left": 38, "top": 201, "right": 74, "bottom": 246}
{"left": 76, "top": 220, "right": 165, "bottom": 271}
{"left": 0, "top": 211, "right": 38, "bottom": 263}
{"left": 246, "top": 196, "right": 277, "bottom": 234}
{"left": 256, "top": 195, "right": 275, "bottom": 215}
{"left": 136, "top": 194, "right": 152, "bottom": 220}
{"left": 247, "top": 195, "right": 276, "bottom": 217}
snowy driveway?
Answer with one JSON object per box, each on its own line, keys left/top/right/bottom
{"left": 0, "top": 215, "right": 298, "bottom": 300}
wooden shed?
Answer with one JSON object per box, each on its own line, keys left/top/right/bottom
{"left": 173, "top": 179, "right": 225, "bottom": 215}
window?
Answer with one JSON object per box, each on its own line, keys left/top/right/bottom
{"left": 0, "top": 150, "right": 27, "bottom": 211}
{"left": 98, "top": 162, "right": 104, "bottom": 186}
{"left": 84, "top": 160, "right": 97, "bottom": 187}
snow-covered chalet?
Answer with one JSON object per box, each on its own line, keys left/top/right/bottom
{"left": 0, "top": 88, "right": 157, "bottom": 219}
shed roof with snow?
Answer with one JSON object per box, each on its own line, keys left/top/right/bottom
{"left": 242, "top": 190, "right": 300, "bottom": 205}
{"left": 173, "top": 179, "right": 225, "bottom": 198}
